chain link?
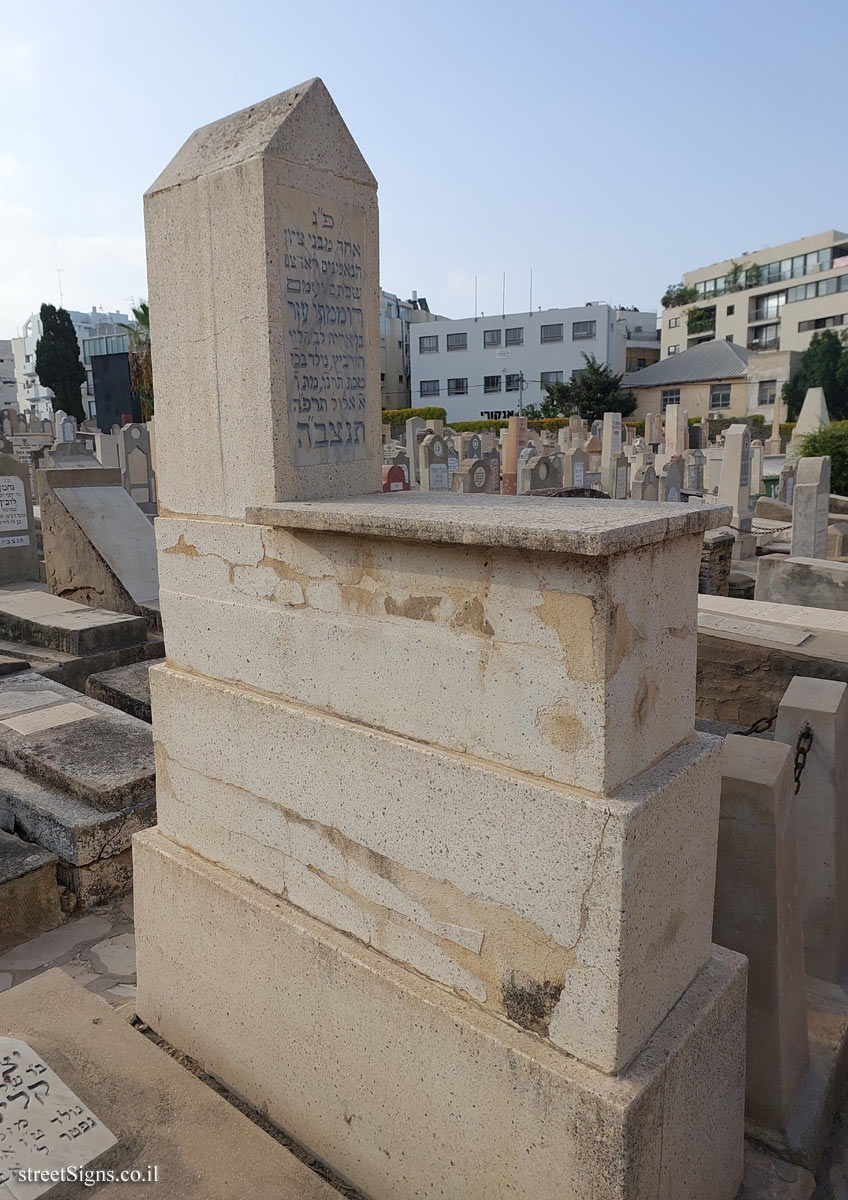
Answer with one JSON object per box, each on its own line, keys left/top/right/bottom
{"left": 736, "top": 710, "right": 778, "bottom": 737}
{"left": 794, "top": 723, "right": 813, "bottom": 795}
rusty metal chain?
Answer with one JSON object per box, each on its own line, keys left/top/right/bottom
{"left": 736, "top": 711, "right": 778, "bottom": 737}
{"left": 793, "top": 723, "right": 813, "bottom": 795}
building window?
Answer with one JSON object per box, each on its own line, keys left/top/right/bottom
{"left": 726, "top": 305, "right": 734, "bottom": 316}
{"left": 758, "top": 380, "right": 777, "bottom": 406}
{"left": 446, "top": 333, "right": 467, "bottom": 351}
{"left": 540, "top": 371, "right": 563, "bottom": 386}
{"left": 484, "top": 375, "right": 501, "bottom": 393}
{"left": 447, "top": 377, "right": 468, "bottom": 395}
{"left": 668, "top": 317, "right": 680, "bottom": 329}
{"left": 709, "top": 385, "right": 731, "bottom": 409}
{"left": 661, "top": 388, "right": 681, "bottom": 411}
{"left": 748, "top": 323, "right": 780, "bottom": 349}
{"left": 505, "top": 374, "right": 521, "bottom": 392}
{"left": 419, "top": 335, "right": 438, "bottom": 353}
{"left": 420, "top": 380, "right": 440, "bottom": 397}
{"left": 541, "top": 323, "right": 564, "bottom": 343}
{"left": 483, "top": 329, "right": 501, "bottom": 348}
{"left": 667, "top": 345, "right": 679, "bottom": 355}
{"left": 571, "top": 320, "right": 595, "bottom": 340}
{"left": 505, "top": 327, "right": 523, "bottom": 346}
{"left": 798, "top": 314, "right": 847, "bottom": 333}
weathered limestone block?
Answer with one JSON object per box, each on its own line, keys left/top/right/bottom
{"left": 144, "top": 80, "right": 381, "bottom": 518}
{"left": 152, "top": 663, "right": 723, "bottom": 1073}
{"left": 776, "top": 677, "right": 848, "bottom": 983}
{"left": 157, "top": 498, "right": 724, "bottom": 795}
{"left": 135, "top": 830, "right": 747, "bottom": 1200}
{"left": 756, "top": 555, "right": 848, "bottom": 612}
{"left": 713, "top": 736, "right": 808, "bottom": 1129}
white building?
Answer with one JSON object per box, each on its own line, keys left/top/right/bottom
{"left": 409, "top": 304, "right": 659, "bottom": 421}
{"left": 12, "top": 307, "right": 129, "bottom": 418}
{"left": 380, "top": 289, "right": 441, "bottom": 409}
{"left": 0, "top": 341, "right": 17, "bottom": 412}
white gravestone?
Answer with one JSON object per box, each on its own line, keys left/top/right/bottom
{"left": 791, "top": 456, "right": 831, "bottom": 559}
{"left": 0, "top": 1038, "right": 116, "bottom": 1200}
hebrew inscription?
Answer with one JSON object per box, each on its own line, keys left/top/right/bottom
{"left": 282, "top": 187, "right": 369, "bottom": 468}
{"left": 0, "top": 478, "right": 29, "bottom": 548}
{"left": 0, "top": 1038, "right": 117, "bottom": 1199}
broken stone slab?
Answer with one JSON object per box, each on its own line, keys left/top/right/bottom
{"left": 0, "top": 764, "right": 154, "bottom": 865}
{"left": 85, "top": 660, "right": 152, "bottom": 723}
{"left": 0, "top": 583, "right": 148, "bottom": 655}
{"left": 0, "top": 828, "right": 63, "bottom": 952}
{"left": 0, "top": 968, "right": 341, "bottom": 1199}
{"left": 0, "top": 674, "right": 154, "bottom": 813}
{"left": 135, "top": 829, "right": 747, "bottom": 1200}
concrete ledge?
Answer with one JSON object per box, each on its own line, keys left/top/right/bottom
{"left": 0, "top": 829, "right": 63, "bottom": 952}
{"left": 134, "top": 828, "right": 747, "bottom": 1200}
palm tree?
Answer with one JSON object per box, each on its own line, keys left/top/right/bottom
{"left": 121, "top": 301, "right": 153, "bottom": 420}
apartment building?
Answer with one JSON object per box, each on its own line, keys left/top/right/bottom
{"left": 409, "top": 304, "right": 659, "bottom": 422}
{"left": 12, "top": 307, "right": 129, "bottom": 418}
{"left": 661, "top": 230, "right": 848, "bottom": 361}
{"left": 380, "top": 289, "right": 441, "bottom": 408}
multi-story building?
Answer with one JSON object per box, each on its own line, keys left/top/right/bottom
{"left": 380, "top": 289, "right": 441, "bottom": 409}
{"left": 409, "top": 304, "right": 659, "bottom": 421}
{"left": 661, "top": 230, "right": 848, "bottom": 363}
{"left": 12, "top": 307, "right": 129, "bottom": 418}
{"left": 0, "top": 341, "right": 17, "bottom": 411}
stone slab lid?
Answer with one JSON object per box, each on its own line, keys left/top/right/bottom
{"left": 0, "top": 674, "right": 154, "bottom": 813}
{"left": 0, "top": 584, "right": 147, "bottom": 656}
{"left": 0, "top": 969, "right": 340, "bottom": 1200}
{"left": 147, "top": 76, "right": 376, "bottom": 195}
{"left": 247, "top": 493, "right": 732, "bottom": 556}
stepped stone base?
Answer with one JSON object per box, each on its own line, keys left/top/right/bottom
{"left": 0, "top": 828, "right": 64, "bottom": 951}
{"left": 134, "top": 828, "right": 747, "bottom": 1200}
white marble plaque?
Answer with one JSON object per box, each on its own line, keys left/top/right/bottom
{"left": 573, "top": 462, "right": 584, "bottom": 487}
{"left": 698, "top": 611, "right": 811, "bottom": 646}
{"left": 281, "top": 187, "right": 368, "bottom": 469}
{"left": 0, "top": 479, "right": 27, "bottom": 535}
{"left": 0, "top": 1038, "right": 116, "bottom": 1200}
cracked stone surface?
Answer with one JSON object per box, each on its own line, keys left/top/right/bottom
{"left": 0, "top": 899, "right": 135, "bottom": 1003}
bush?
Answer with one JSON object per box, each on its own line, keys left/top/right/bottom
{"left": 381, "top": 406, "right": 446, "bottom": 424}
{"left": 450, "top": 419, "right": 510, "bottom": 433}
{"left": 780, "top": 422, "right": 796, "bottom": 439}
{"left": 625, "top": 421, "right": 645, "bottom": 436}
{"left": 800, "top": 421, "right": 848, "bottom": 495}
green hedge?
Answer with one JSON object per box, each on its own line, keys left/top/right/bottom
{"left": 381, "top": 406, "right": 446, "bottom": 424}
{"left": 800, "top": 422, "right": 848, "bottom": 495}
{"left": 450, "top": 419, "right": 509, "bottom": 433}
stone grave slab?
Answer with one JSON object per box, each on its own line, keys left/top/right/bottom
{"left": 0, "top": 675, "right": 154, "bottom": 815}
{"left": 84, "top": 662, "right": 152, "bottom": 723}
{"left": 0, "top": 831, "right": 62, "bottom": 954}
{"left": 0, "top": 586, "right": 147, "bottom": 657}
{"left": 0, "top": 970, "right": 340, "bottom": 1200}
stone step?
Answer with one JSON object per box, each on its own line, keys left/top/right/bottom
{"left": 0, "top": 828, "right": 64, "bottom": 952}
{"left": 0, "top": 674, "right": 154, "bottom": 813}
{"left": 85, "top": 660, "right": 153, "bottom": 723}
{"left": 0, "top": 583, "right": 148, "bottom": 655}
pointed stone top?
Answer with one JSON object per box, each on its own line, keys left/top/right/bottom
{"left": 146, "top": 78, "right": 376, "bottom": 195}
{"left": 794, "top": 387, "right": 830, "bottom": 437}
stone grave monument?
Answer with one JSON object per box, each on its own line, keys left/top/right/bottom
{"left": 134, "top": 80, "right": 745, "bottom": 1200}
{"left": 0, "top": 453, "right": 38, "bottom": 584}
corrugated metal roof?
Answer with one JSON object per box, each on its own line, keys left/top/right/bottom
{"left": 623, "top": 341, "right": 749, "bottom": 388}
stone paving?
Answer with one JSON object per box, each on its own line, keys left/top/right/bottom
{"left": 0, "top": 896, "right": 136, "bottom": 1002}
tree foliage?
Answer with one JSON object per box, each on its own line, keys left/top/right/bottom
{"left": 523, "top": 355, "right": 637, "bottom": 425}
{"left": 782, "top": 330, "right": 848, "bottom": 421}
{"left": 121, "top": 301, "right": 154, "bottom": 420}
{"left": 661, "top": 283, "right": 699, "bottom": 309}
{"left": 35, "top": 304, "right": 86, "bottom": 422}
{"left": 801, "top": 421, "right": 848, "bottom": 497}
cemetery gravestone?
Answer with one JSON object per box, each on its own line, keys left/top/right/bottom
{"left": 717, "top": 425, "right": 752, "bottom": 532}
{"left": 611, "top": 451, "right": 629, "bottom": 499}
{"left": 684, "top": 449, "right": 706, "bottom": 492}
{"left": 791, "top": 456, "right": 831, "bottom": 559}
{"left": 0, "top": 453, "right": 38, "bottom": 583}
{"left": 779, "top": 462, "right": 797, "bottom": 507}
{"left": 405, "top": 417, "right": 426, "bottom": 484}
{"left": 600, "top": 411, "right": 622, "bottom": 494}
{"left": 563, "top": 445, "right": 587, "bottom": 489}
{"left": 143, "top": 78, "right": 381, "bottom": 518}
{"left": 381, "top": 464, "right": 409, "bottom": 492}
{"left": 631, "top": 463, "right": 658, "bottom": 501}
{"left": 451, "top": 458, "right": 497, "bottom": 493}
{"left": 418, "top": 434, "right": 450, "bottom": 492}
{"left": 660, "top": 457, "right": 684, "bottom": 503}
{"left": 521, "top": 454, "right": 562, "bottom": 494}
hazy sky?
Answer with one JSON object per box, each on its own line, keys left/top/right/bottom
{"left": 1, "top": 0, "right": 845, "bottom": 336}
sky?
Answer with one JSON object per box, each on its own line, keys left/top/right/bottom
{"left": 1, "top": 0, "right": 845, "bottom": 337}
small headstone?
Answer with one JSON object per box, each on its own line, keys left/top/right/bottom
{"left": 0, "top": 454, "right": 38, "bottom": 583}
{"left": 118, "top": 423, "right": 158, "bottom": 513}
{"left": 521, "top": 454, "right": 563, "bottom": 494}
{"left": 684, "top": 448, "right": 706, "bottom": 492}
{"left": 459, "top": 433, "right": 482, "bottom": 461}
{"left": 452, "top": 458, "right": 498, "bottom": 494}
{"left": 611, "top": 451, "right": 630, "bottom": 499}
{"left": 791, "top": 456, "right": 831, "bottom": 559}
{"left": 381, "top": 464, "right": 409, "bottom": 492}
{"left": 659, "top": 457, "right": 684, "bottom": 503}
{"left": 563, "top": 445, "right": 588, "bottom": 489}
{"left": 779, "top": 461, "right": 797, "bottom": 507}
{"left": 750, "top": 440, "right": 764, "bottom": 495}
{"left": 418, "top": 433, "right": 450, "bottom": 492}
{"left": 632, "top": 463, "right": 658, "bottom": 501}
